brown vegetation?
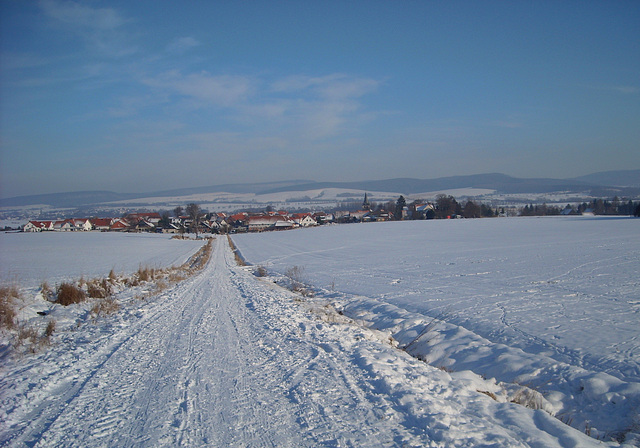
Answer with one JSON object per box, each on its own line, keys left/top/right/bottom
{"left": 0, "top": 285, "right": 20, "bottom": 330}
{"left": 56, "top": 282, "right": 87, "bottom": 306}
{"left": 91, "top": 297, "right": 120, "bottom": 318}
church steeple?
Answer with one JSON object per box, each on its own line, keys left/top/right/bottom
{"left": 363, "top": 192, "right": 371, "bottom": 211}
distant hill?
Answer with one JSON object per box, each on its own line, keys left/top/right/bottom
{"left": 257, "top": 173, "right": 596, "bottom": 195}
{"left": 1, "top": 171, "right": 638, "bottom": 209}
{"left": 0, "top": 191, "right": 136, "bottom": 208}
{"left": 572, "top": 170, "right": 640, "bottom": 188}
{"left": 0, "top": 180, "right": 313, "bottom": 208}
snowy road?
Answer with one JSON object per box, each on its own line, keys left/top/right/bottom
{"left": 1, "top": 238, "right": 613, "bottom": 447}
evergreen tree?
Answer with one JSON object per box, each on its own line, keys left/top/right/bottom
{"left": 395, "top": 196, "right": 406, "bottom": 220}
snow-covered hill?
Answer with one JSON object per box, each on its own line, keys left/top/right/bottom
{"left": 2, "top": 171, "right": 638, "bottom": 220}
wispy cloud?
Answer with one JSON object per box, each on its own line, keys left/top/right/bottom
{"left": 144, "top": 70, "right": 255, "bottom": 108}
{"left": 264, "top": 74, "right": 381, "bottom": 138}
{"left": 585, "top": 84, "right": 640, "bottom": 95}
{"left": 166, "top": 37, "right": 201, "bottom": 54}
{"left": 1, "top": 53, "right": 51, "bottom": 71}
{"left": 271, "top": 74, "right": 380, "bottom": 100}
{"left": 39, "top": 0, "right": 128, "bottom": 29}
{"left": 39, "top": 0, "right": 137, "bottom": 57}
{"left": 140, "top": 71, "right": 381, "bottom": 140}
{"left": 610, "top": 85, "right": 639, "bottom": 95}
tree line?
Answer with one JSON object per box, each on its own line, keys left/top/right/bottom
{"left": 376, "top": 195, "right": 640, "bottom": 220}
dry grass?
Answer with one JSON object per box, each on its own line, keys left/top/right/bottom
{"left": 285, "top": 266, "right": 314, "bottom": 297}
{"left": 14, "top": 319, "right": 56, "bottom": 353}
{"left": 255, "top": 265, "right": 268, "bottom": 277}
{"left": 510, "top": 387, "right": 546, "bottom": 410}
{"left": 187, "top": 238, "right": 213, "bottom": 271}
{"left": 40, "top": 281, "right": 54, "bottom": 301}
{"left": 168, "top": 271, "right": 188, "bottom": 283}
{"left": 477, "top": 389, "right": 498, "bottom": 401}
{"left": 0, "top": 285, "right": 20, "bottom": 330}
{"left": 4, "top": 237, "right": 214, "bottom": 356}
{"left": 87, "top": 278, "right": 112, "bottom": 298}
{"left": 15, "top": 324, "right": 39, "bottom": 348}
{"left": 137, "top": 265, "right": 156, "bottom": 282}
{"left": 90, "top": 297, "right": 120, "bottom": 318}
{"left": 227, "top": 235, "right": 246, "bottom": 266}
{"left": 44, "top": 319, "right": 56, "bottom": 338}
{"left": 56, "top": 282, "right": 87, "bottom": 306}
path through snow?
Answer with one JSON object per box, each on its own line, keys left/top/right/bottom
{"left": 1, "top": 238, "right": 615, "bottom": 447}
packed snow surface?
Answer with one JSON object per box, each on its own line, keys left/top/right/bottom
{"left": 1, "top": 237, "right": 623, "bottom": 447}
{"left": 233, "top": 216, "right": 640, "bottom": 443}
{"left": 0, "top": 232, "right": 204, "bottom": 288}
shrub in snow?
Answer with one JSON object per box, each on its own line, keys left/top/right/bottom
{"left": 0, "top": 285, "right": 19, "bottom": 330}
{"left": 87, "top": 278, "right": 112, "bottom": 298}
{"left": 285, "top": 266, "right": 314, "bottom": 297}
{"left": 56, "top": 282, "right": 87, "bottom": 306}
{"left": 44, "top": 319, "right": 56, "bottom": 339}
{"left": 40, "top": 281, "right": 53, "bottom": 301}
{"left": 91, "top": 297, "right": 120, "bottom": 318}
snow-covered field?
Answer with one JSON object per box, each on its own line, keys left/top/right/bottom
{"left": 233, "top": 216, "right": 640, "bottom": 443}
{"left": 1, "top": 237, "right": 624, "bottom": 447}
{"left": 0, "top": 232, "right": 204, "bottom": 289}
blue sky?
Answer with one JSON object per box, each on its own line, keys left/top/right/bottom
{"left": 1, "top": 0, "right": 639, "bottom": 198}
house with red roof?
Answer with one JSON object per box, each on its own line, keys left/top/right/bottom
{"left": 291, "top": 213, "right": 317, "bottom": 227}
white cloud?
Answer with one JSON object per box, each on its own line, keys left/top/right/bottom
{"left": 271, "top": 74, "right": 380, "bottom": 100}
{"left": 39, "top": 0, "right": 137, "bottom": 57}
{"left": 145, "top": 70, "right": 255, "bottom": 108}
{"left": 166, "top": 37, "right": 201, "bottom": 54}
{"left": 138, "top": 71, "right": 381, "bottom": 142}
{"left": 611, "top": 85, "right": 639, "bottom": 95}
{"left": 39, "top": 0, "right": 127, "bottom": 29}
{"left": 1, "top": 53, "right": 51, "bottom": 71}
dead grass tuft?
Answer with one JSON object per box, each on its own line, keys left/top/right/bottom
{"left": 285, "top": 266, "right": 314, "bottom": 297}
{"left": 90, "top": 296, "right": 120, "bottom": 318}
{"left": 227, "top": 236, "right": 246, "bottom": 266}
{"left": 40, "top": 281, "right": 54, "bottom": 301}
{"left": 0, "top": 285, "right": 19, "bottom": 330}
{"left": 87, "top": 278, "right": 112, "bottom": 298}
{"left": 56, "top": 282, "right": 87, "bottom": 306}
{"left": 510, "top": 387, "right": 546, "bottom": 410}
{"left": 137, "top": 265, "right": 156, "bottom": 282}
{"left": 477, "top": 390, "right": 498, "bottom": 401}
{"left": 44, "top": 319, "right": 56, "bottom": 338}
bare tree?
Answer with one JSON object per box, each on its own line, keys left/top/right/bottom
{"left": 186, "top": 203, "right": 203, "bottom": 238}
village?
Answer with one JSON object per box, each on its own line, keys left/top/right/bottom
{"left": 19, "top": 193, "right": 639, "bottom": 234}
{"left": 21, "top": 194, "right": 434, "bottom": 234}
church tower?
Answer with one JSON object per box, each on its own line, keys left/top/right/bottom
{"left": 363, "top": 193, "right": 371, "bottom": 211}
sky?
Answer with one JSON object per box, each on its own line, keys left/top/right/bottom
{"left": 1, "top": 0, "right": 639, "bottom": 199}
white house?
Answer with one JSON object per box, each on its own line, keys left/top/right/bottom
{"left": 24, "top": 220, "right": 51, "bottom": 232}
{"left": 72, "top": 219, "right": 93, "bottom": 231}
{"left": 54, "top": 220, "right": 75, "bottom": 231}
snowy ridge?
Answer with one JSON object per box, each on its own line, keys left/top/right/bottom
{"left": 0, "top": 237, "right": 621, "bottom": 447}
{"left": 336, "top": 294, "right": 640, "bottom": 442}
